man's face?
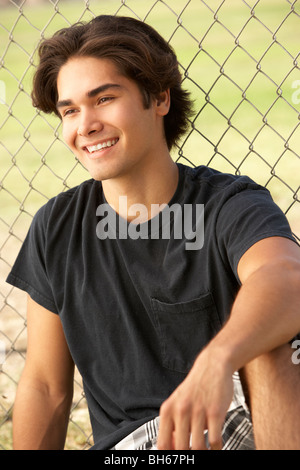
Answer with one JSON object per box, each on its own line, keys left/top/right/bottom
{"left": 56, "top": 56, "right": 169, "bottom": 182}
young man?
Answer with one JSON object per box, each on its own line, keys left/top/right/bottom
{"left": 7, "top": 15, "right": 300, "bottom": 450}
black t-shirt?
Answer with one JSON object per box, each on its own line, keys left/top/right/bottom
{"left": 6, "top": 163, "right": 296, "bottom": 449}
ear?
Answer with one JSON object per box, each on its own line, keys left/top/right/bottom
{"left": 155, "top": 89, "right": 171, "bottom": 117}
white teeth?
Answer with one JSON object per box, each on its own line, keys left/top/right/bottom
{"left": 87, "top": 138, "right": 118, "bottom": 153}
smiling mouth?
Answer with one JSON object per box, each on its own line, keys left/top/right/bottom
{"left": 85, "top": 138, "right": 119, "bottom": 154}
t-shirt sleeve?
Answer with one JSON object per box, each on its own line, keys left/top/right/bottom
{"left": 6, "top": 203, "right": 58, "bottom": 314}
{"left": 215, "top": 186, "right": 298, "bottom": 284}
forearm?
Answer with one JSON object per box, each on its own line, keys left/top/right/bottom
{"left": 208, "top": 259, "right": 300, "bottom": 373}
{"left": 13, "top": 375, "right": 73, "bottom": 450}
{"left": 158, "top": 240, "right": 300, "bottom": 450}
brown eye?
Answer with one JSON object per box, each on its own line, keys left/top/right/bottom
{"left": 63, "top": 108, "right": 77, "bottom": 117}
{"left": 98, "top": 96, "right": 114, "bottom": 104}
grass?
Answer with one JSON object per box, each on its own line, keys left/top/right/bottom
{"left": 0, "top": 0, "right": 300, "bottom": 450}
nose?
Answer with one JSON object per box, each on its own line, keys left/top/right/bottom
{"left": 77, "top": 109, "right": 103, "bottom": 136}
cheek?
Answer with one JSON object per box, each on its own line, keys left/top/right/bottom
{"left": 111, "top": 99, "right": 145, "bottom": 128}
{"left": 62, "top": 123, "right": 77, "bottom": 149}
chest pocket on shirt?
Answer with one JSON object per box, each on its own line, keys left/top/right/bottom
{"left": 151, "top": 293, "right": 222, "bottom": 374}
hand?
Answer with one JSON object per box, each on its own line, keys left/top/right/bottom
{"left": 157, "top": 347, "right": 234, "bottom": 450}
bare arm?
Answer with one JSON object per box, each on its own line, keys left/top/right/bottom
{"left": 157, "top": 237, "right": 300, "bottom": 450}
{"left": 13, "top": 295, "right": 74, "bottom": 450}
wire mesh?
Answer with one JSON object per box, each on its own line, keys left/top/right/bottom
{"left": 0, "top": 0, "right": 299, "bottom": 450}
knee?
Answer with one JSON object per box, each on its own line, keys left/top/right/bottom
{"left": 243, "top": 342, "right": 297, "bottom": 376}
{"left": 239, "top": 342, "right": 299, "bottom": 408}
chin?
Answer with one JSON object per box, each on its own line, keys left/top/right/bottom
{"left": 87, "top": 167, "right": 119, "bottom": 182}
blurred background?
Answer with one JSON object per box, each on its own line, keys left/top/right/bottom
{"left": 0, "top": 0, "right": 299, "bottom": 450}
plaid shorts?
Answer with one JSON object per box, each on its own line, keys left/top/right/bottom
{"left": 111, "top": 371, "right": 255, "bottom": 450}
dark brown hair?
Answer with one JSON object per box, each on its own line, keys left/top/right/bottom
{"left": 32, "top": 15, "right": 193, "bottom": 149}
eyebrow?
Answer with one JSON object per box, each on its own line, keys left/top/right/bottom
{"left": 56, "top": 83, "right": 122, "bottom": 110}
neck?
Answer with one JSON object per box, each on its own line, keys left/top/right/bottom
{"left": 102, "top": 153, "right": 179, "bottom": 223}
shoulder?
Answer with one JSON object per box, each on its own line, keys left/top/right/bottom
{"left": 180, "top": 163, "right": 260, "bottom": 189}
{"left": 34, "top": 179, "right": 100, "bottom": 222}
{"left": 178, "top": 163, "right": 268, "bottom": 205}
{"left": 29, "top": 179, "right": 102, "bottom": 241}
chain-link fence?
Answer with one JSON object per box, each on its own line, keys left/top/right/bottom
{"left": 0, "top": 0, "right": 299, "bottom": 450}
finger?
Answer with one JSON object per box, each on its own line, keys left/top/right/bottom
{"left": 190, "top": 412, "right": 208, "bottom": 450}
{"left": 157, "top": 420, "right": 174, "bottom": 449}
{"left": 157, "top": 404, "right": 175, "bottom": 450}
{"left": 173, "top": 413, "right": 191, "bottom": 450}
{"left": 207, "top": 415, "right": 223, "bottom": 450}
